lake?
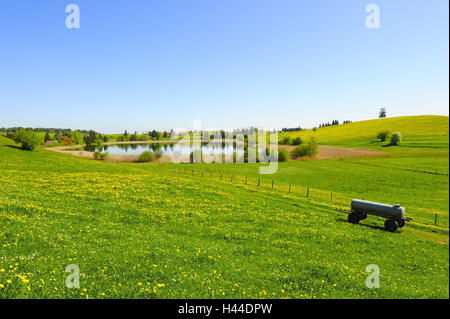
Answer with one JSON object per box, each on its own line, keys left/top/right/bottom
{"left": 83, "top": 142, "right": 245, "bottom": 156}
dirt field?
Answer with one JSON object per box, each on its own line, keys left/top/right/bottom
{"left": 279, "top": 145, "right": 386, "bottom": 160}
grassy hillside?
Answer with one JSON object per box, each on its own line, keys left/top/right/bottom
{"left": 0, "top": 132, "right": 448, "bottom": 299}
{"left": 281, "top": 115, "right": 449, "bottom": 155}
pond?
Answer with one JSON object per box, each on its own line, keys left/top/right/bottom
{"left": 83, "top": 142, "right": 246, "bottom": 156}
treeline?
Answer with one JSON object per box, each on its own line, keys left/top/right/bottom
{"left": 116, "top": 130, "right": 171, "bottom": 142}
{"left": 0, "top": 127, "right": 94, "bottom": 135}
{"left": 281, "top": 126, "right": 304, "bottom": 133}
{"left": 318, "top": 120, "right": 352, "bottom": 128}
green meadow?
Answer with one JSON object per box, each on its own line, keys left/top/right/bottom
{"left": 280, "top": 115, "right": 449, "bottom": 156}
{"left": 0, "top": 116, "right": 448, "bottom": 299}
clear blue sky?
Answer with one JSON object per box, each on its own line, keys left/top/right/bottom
{"left": 0, "top": 0, "right": 448, "bottom": 133}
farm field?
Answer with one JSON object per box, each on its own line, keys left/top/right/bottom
{"left": 280, "top": 115, "right": 449, "bottom": 156}
{"left": 0, "top": 116, "right": 448, "bottom": 299}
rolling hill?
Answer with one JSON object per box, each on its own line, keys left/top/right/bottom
{"left": 280, "top": 115, "right": 449, "bottom": 155}
{"left": 0, "top": 116, "right": 448, "bottom": 299}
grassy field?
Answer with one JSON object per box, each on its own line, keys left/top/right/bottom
{"left": 0, "top": 116, "right": 448, "bottom": 299}
{"left": 280, "top": 115, "right": 449, "bottom": 156}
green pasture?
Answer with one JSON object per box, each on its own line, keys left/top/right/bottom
{"left": 0, "top": 116, "right": 448, "bottom": 299}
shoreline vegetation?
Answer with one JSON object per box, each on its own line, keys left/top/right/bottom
{"left": 45, "top": 139, "right": 386, "bottom": 163}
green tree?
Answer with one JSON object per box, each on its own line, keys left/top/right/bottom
{"left": 292, "top": 137, "right": 303, "bottom": 145}
{"left": 137, "top": 151, "right": 155, "bottom": 162}
{"left": 277, "top": 149, "right": 289, "bottom": 162}
{"left": 390, "top": 132, "right": 402, "bottom": 145}
{"left": 376, "top": 130, "right": 391, "bottom": 142}
{"left": 69, "top": 131, "right": 84, "bottom": 145}
{"left": 290, "top": 138, "right": 318, "bottom": 159}
{"left": 13, "top": 129, "right": 41, "bottom": 151}
{"left": 280, "top": 136, "right": 292, "bottom": 145}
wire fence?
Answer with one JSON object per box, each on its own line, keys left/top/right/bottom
{"left": 162, "top": 165, "right": 448, "bottom": 230}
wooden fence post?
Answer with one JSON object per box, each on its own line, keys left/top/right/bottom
{"left": 306, "top": 187, "right": 309, "bottom": 197}
{"left": 435, "top": 213, "right": 438, "bottom": 225}
{"left": 245, "top": 176, "right": 248, "bottom": 184}
{"left": 289, "top": 184, "right": 291, "bottom": 193}
{"left": 258, "top": 178, "right": 260, "bottom": 187}
{"left": 331, "top": 192, "right": 333, "bottom": 202}
{"left": 272, "top": 180, "right": 274, "bottom": 189}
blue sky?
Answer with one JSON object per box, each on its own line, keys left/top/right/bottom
{"left": 0, "top": 0, "right": 448, "bottom": 133}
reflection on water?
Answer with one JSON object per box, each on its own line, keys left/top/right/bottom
{"left": 83, "top": 142, "right": 248, "bottom": 156}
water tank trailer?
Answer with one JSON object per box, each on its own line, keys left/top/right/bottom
{"left": 349, "top": 199, "right": 412, "bottom": 232}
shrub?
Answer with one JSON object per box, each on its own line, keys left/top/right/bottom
{"left": 390, "top": 132, "right": 402, "bottom": 145}
{"left": 308, "top": 137, "right": 318, "bottom": 157}
{"left": 290, "top": 138, "right": 318, "bottom": 159}
{"left": 154, "top": 149, "right": 163, "bottom": 159}
{"left": 44, "top": 132, "right": 51, "bottom": 143}
{"left": 138, "top": 151, "right": 155, "bottom": 162}
{"left": 292, "top": 137, "right": 303, "bottom": 145}
{"left": 280, "top": 137, "right": 292, "bottom": 145}
{"left": 190, "top": 149, "right": 203, "bottom": 163}
{"left": 376, "top": 130, "right": 391, "bottom": 142}
{"left": 68, "top": 131, "right": 83, "bottom": 145}
{"left": 61, "top": 136, "right": 74, "bottom": 145}
{"left": 277, "top": 149, "right": 289, "bottom": 162}
{"left": 93, "top": 151, "right": 101, "bottom": 159}
{"left": 291, "top": 144, "right": 308, "bottom": 159}
{"left": 99, "top": 152, "right": 109, "bottom": 160}
{"left": 13, "top": 129, "right": 41, "bottom": 151}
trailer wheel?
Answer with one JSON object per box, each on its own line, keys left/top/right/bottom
{"left": 397, "top": 220, "right": 405, "bottom": 228}
{"left": 348, "top": 212, "right": 360, "bottom": 224}
{"left": 385, "top": 219, "right": 398, "bottom": 232}
{"left": 359, "top": 213, "right": 367, "bottom": 220}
